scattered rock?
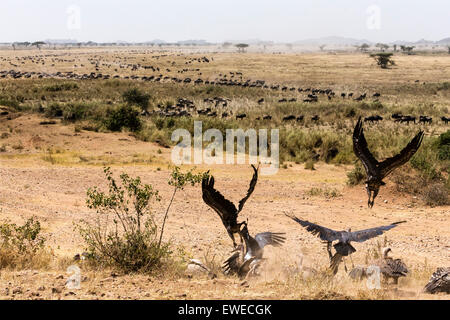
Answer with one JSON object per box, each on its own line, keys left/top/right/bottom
{"left": 52, "top": 287, "right": 62, "bottom": 294}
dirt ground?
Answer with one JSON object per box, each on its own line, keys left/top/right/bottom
{"left": 0, "top": 113, "right": 448, "bottom": 300}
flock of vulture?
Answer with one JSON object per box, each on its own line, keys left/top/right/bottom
{"left": 200, "top": 118, "right": 449, "bottom": 294}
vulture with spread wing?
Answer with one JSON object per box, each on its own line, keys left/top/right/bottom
{"left": 353, "top": 117, "right": 424, "bottom": 208}
{"left": 286, "top": 214, "right": 406, "bottom": 274}
{"left": 223, "top": 223, "right": 285, "bottom": 278}
{"left": 202, "top": 165, "right": 258, "bottom": 247}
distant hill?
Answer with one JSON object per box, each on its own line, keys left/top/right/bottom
{"left": 176, "top": 40, "right": 210, "bottom": 45}
{"left": 436, "top": 37, "right": 450, "bottom": 45}
{"left": 45, "top": 39, "right": 78, "bottom": 44}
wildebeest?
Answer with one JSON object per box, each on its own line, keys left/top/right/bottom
{"left": 398, "top": 116, "right": 416, "bottom": 124}
{"left": 419, "top": 116, "right": 432, "bottom": 124}
{"left": 283, "top": 115, "right": 296, "bottom": 121}
{"left": 442, "top": 116, "right": 449, "bottom": 124}
{"left": 364, "top": 115, "right": 383, "bottom": 123}
{"left": 236, "top": 113, "right": 247, "bottom": 120}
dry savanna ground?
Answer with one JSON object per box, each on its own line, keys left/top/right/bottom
{"left": 0, "top": 47, "right": 449, "bottom": 300}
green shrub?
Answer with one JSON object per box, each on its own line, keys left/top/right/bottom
{"left": 45, "top": 83, "right": 79, "bottom": 92}
{"left": 347, "top": 163, "right": 366, "bottom": 186}
{"left": 0, "top": 217, "right": 50, "bottom": 269}
{"left": 63, "top": 103, "right": 89, "bottom": 122}
{"left": 122, "top": 88, "right": 151, "bottom": 111}
{"left": 422, "top": 183, "right": 449, "bottom": 207}
{"left": 78, "top": 167, "right": 170, "bottom": 273}
{"left": 45, "top": 103, "right": 63, "bottom": 117}
{"left": 436, "top": 130, "right": 450, "bottom": 161}
{"left": 105, "top": 105, "right": 142, "bottom": 132}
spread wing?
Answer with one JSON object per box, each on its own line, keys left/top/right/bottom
{"left": 379, "top": 131, "right": 424, "bottom": 178}
{"left": 222, "top": 250, "right": 241, "bottom": 274}
{"left": 348, "top": 221, "right": 406, "bottom": 243}
{"left": 353, "top": 117, "right": 379, "bottom": 176}
{"left": 237, "top": 165, "right": 259, "bottom": 213}
{"left": 202, "top": 176, "right": 238, "bottom": 225}
{"left": 254, "top": 232, "right": 286, "bottom": 248}
{"left": 286, "top": 214, "right": 342, "bottom": 242}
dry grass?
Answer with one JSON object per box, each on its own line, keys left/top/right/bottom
{"left": 0, "top": 48, "right": 448, "bottom": 300}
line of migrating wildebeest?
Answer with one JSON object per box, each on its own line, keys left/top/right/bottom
{"left": 3, "top": 68, "right": 449, "bottom": 125}
{"left": 1, "top": 52, "right": 449, "bottom": 124}
{"left": 199, "top": 118, "right": 448, "bottom": 293}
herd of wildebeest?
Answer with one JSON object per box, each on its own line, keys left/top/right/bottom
{"left": 1, "top": 50, "right": 449, "bottom": 295}
{"left": 1, "top": 52, "right": 449, "bottom": 125}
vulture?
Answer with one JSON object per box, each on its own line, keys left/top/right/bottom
{"left": 286, "top": 214, "right": 406, "bottom": 274}
{"left": 223, "top": 224, "right": 285, "bottom": 278}
{"left": 424, "top": 267, "right": 450, "bottom": 294}
{"left": 353, "top": 117, "right": 424, "bottom": 208}
{"left": 377, "top": 247, "right": 408, "bottom": 284}
{"left": 202, "top": 165, "right": 258, "bottom": 247}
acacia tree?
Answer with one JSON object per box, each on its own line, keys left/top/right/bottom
{"left": 32, "top": 41, "right": 46, "bottom": 50}
{"left": 359, "top": 43, "right": 370, "bottom": 52}
{"left": 371, "top": 52, "right": 395, "bottom": 69}
{"left": 236, "top": 43, "right": 249, "bottom": 53}
{"left": 400, "top": 45, "right": 415, "bottom": 55}
{"left": 375, "top": 43, "right": 389, "bottom": 52}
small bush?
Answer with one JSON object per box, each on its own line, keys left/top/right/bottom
{"left": 63, "top": 103, "right": 89, "bottom": 122}
{"left": 123, "top": 88, "right": 151, "bottom": 111}
{"left": 105, "top": 105, "right": 142, "bottom": 132}
{"left": 422, "top": 183, "right": 449, "bottom": 207}
{"left": 45, "top": 103, "right": 63, "bottom": 118}
{"left": 78, "top": 167, "right": 172, "bottom": 273}
{"left": 347, "top": 163, "right": 366, "bottom": 186}
{"left": 304, "top": 159, "right": 316, "bottom": 170}
{"left": 45, "top": 83, "right": 79, "bottom": 92}
{"left": 436, "top": 130, "right": 450, "bottom": 161}
{"left": 0, "top": 217, "right": 50, "bottom": 269}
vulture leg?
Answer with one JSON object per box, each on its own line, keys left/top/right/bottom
{"left": 349, "top": 254, "right": 355, "bottom": 269}
{"left": 368, "top": 188, "right": 379, "bottom": 208}
{"left": 227, "top": 231, "right": 237, "bottom": 248}
{"left": 367, "top": 189, "right": 373, "bottom": 208}
{"left": 323, "top": 241, "right": 333, "bottom": 260}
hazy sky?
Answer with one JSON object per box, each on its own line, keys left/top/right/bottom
{"left": 1, "top": 0, "right": 449, "bottom": 43}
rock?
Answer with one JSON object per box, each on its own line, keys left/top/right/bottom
{"left": 52, "top": 287, "right": 62, "bottom": 294}
{"left": 12, "top": 287, "right": 22, "bottom": 295}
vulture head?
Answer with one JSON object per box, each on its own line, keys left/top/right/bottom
{"left": 382, "top": 247, "right": 392, "bottom": 259}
